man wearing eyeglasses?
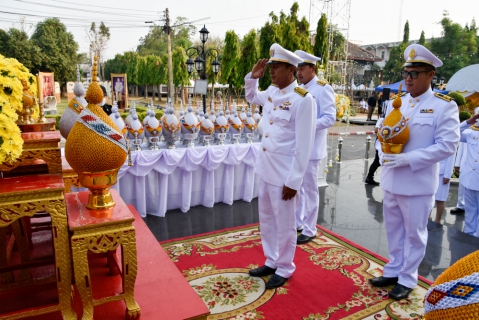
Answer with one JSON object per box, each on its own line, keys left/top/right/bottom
{"left": 369, "top": 44, "right": 459, "bottom": 300}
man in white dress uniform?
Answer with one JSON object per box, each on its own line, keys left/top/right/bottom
{"left": 458, "top": 111, "right": 479, "bottom": 237}
{"left": 244, "top": 43, "right": 316, "bottom": 288}
{"left": 369, "top": 44, "right": 460, "bottom": 300}
{"left": 293, "top": 50, "right": 336, "bottom": 244}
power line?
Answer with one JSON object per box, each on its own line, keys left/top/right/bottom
{"left": 13, "top": 0, "right": 159, "bottom": 18}
{"left": 51, "top": 0, "right": 160, "bottom": 13}
{"left": 0, "top": 7, "right": 155, "bottom": 23}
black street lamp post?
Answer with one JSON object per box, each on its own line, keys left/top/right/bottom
{"left": 185, "top": 25, "right": 220, "bottom": 113}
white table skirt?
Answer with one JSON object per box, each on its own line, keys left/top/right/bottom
{"left": 113, "top": 143, "right": 260, "bottom": 217}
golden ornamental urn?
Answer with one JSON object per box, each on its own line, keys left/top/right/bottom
{"left": 377, "top": 84, "right": 410, "bottom": 154}
{"left": 65, "top": 56, "right": 128, "bottom": 210}
{"left": 424, "top": 250, "right": 479, "bottom": 319}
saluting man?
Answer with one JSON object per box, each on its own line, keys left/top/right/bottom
{"left": 293, "top": 50, "right": 336, "bottom": 244}
{"left": 245, "top": 43, "right": 316, "bottom": 288}
{"left": 369, "top": 44, "right": 459, "bottom": 300}
{"left": 458, "top": 111, "right": 479, "bottom": 237}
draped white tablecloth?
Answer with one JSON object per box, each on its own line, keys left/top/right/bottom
{"left": 113, "top": 143, "right": 260, "bottom": 217}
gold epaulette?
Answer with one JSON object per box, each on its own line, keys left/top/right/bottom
{"left": 434, "top": 92, "right": 452, "bottom": 102}
{"left": 317, "top": 80, "right": 328, "bottom": 86}
{"left": 390, "top": 91, "right": 407, "bottom": 100}
{"left": 470, "top": 124, "right": 479, "bottom": 132}
{"left": 294, "top": 87, "right": 308, "bottom": 97}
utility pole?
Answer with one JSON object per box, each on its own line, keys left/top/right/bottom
{"left": 164, "top": 8, "right": 174, "bottom": 104}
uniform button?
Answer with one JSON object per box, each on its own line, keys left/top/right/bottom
{"left": 265, "top": 134, "right": 269, "bottom": 138}
{"left": 411, "top": 104, "right": 415, "bottom": 108}
{"left": 273, "top": 107, "right": 276, "bottom": 110}
{"left": 270, "top": 121, "right": 273, "bottom": 125}
{"left": 263, "top": 147, "right": 266, "bottom": 151}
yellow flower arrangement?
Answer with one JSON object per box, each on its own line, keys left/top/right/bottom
{"left": 0, "top": 54, "right": 38, "bottom": 164}
{"left": 334, "top": 93, "right": 351, "bottom": 119}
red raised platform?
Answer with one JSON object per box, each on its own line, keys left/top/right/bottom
{"left": 2, "top": 203, "right": 209, "bottom": 319}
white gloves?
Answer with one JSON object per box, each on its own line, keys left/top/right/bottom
{"left": 382, "top": 153, "right": 410, "bottom": 168}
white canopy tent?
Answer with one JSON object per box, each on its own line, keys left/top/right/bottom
{"left": 446, "top": 64, "right": 479, "bottom": 107}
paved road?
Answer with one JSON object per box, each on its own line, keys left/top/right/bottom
{"left": 327, "top": 134, "right": 377, "bottom": 162}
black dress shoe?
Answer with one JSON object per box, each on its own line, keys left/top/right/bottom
{"left": 297, "top": 234, "right": 316, "bottom": 244}
{"left": 369, "top": 276, "right": 398, "bottom": 287}
{"left": 450, "top": 207, "right": 465, "bottom": 215}
{"left": 365, "top": 178, "right": 380, "bottom": 186}
{"left": 249, "top": 265, "right": 276, "bottom": 277}
{"left": 389, "top": 283, "right": 413, "bottom": 300}
{"left": 265, "top": 274, "right": 288, "bottom": 289}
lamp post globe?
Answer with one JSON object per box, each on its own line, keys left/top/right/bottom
{"left": 186, "top": 58, "right": 194, "bottom": 74}
{"left": 194, "top": 56, "right": 204, "bottom": 74}
{"left": 439, "top": 76, "right": 445, "bottom": 86}
{"left": 199, "top": 25, "right": 209, "bottom": 44}
{"left": 212, "top": 59, "right": 220, "bottom": 75}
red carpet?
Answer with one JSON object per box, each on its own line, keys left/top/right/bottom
{"left": 161, "top": 224, "right": 431, "bottom": 320}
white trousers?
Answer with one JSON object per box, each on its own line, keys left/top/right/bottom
{"left": 295, "top": 159, "right": 320, "bottom": 237}
{"left": 464, "top": 188, "right": 479, "bottom": 237}
{"left": 456, "top": 182, "right": 465, "bottom": 209}
{"left": 382, "top": 191, "right": 434, "bottom": 288}
{"left": 258, "top": 180, "right": 298, "bottom": 278}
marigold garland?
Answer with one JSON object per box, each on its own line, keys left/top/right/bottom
{"left": 335, "top": 94, "right": 351, "bottom": 119}
{"left": 0, "top": 54, "right": 38, "bottom": 164}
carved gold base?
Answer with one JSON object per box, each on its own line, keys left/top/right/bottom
{"left": 78, "top": 169, "right": 119, "bottom": 210}
{"left": 381, "top": 142, "right": 404, "bottom": 154}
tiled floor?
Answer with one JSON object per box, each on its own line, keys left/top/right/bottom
{"left": 143, "top": 158, "right": 479, "bottom": 283}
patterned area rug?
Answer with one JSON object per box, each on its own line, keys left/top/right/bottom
{"left": 161, "top": 224, "right": 431, "bottom": 320}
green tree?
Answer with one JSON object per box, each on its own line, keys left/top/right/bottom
{"left": 419, "top": 31, "right": 426, "bottom": 45}
{"left": 220, "top": 31, "right": 241, "bottom": 103}
{"left": 238, "top": 29, "right": 259, "bottom": 89}
{"left": 104, "top": 53, "right": 128, "bottom": 80}
{"left": 258, "top": 12, "right": 283, "bottom": 90}
{"left": 329, "top": 27, "right": 347, "bottom": 61}
{"left": 172, "top": 47, "right": 190, "bottom": 103}
{"left": 313, "top": 13, "right": 328, "bottom": 68}
{"left": 30, "top": 18, "right": 79, "bottom": 89}
{"left": 146, "top": 55, "right": 162, "bottom": 101}
{"left": 87, "top": 22, "right": 110, "bottom": 80}
{"left": 137, "top": 56, "right": 149, "bottom": 99}
{"left": 124, "top": 51, "right": 140, "bottom": 97}
{"left": 137, "top": 17, "right": 196, "bottom": 57}
{"left": 383, "top": 20, "right": 410, "bottom": 82}
{"left": 0, "top": 28, "right": 42, "bottom": 72}
{"left": 280, "top": 2, "right": 311, "bottom": 52}
{"left": 430, "top": 12, "right": 476, "bottom": 80}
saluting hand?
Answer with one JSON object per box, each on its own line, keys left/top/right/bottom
{"left": 251, "top": 59, "right": 269, "bottom": 79}
{"left": 282, "top": 185, "right": 297, "bottom": 201}
{"left": 467, "top": 113, "right": 479, "bottom": 124}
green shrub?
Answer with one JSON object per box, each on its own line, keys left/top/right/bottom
{"left": 459, "top": 111, "right": 471, "bottom": 122}
{"left": 447, "top": 92, "right": 466, "bottom": 107}
{"left": 154, "top": 109, "right": 164, "bottom": 119}
{"left": 136, "top": 112, "right": 147, "bottom": 122}
{"left": 120, "top": 113, "right": 128, "bottom": 119}
{"left": 45, "top": 115, "right": 61, "bottom": 130}
{"left": 135, "top": 105, "right": 148, "bottom": 113}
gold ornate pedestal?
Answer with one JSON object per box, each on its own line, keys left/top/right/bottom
{"left": 0, "top": 131, "right": 62, "bottom": 174}
{"left": 61, "top": 156, "right": 80, "bottom": 193}
{"left": 0, "top": 174, "right": 75, "bottom": 320}
{"left": 66, "top": 189, "right": 140, "bottom": 320}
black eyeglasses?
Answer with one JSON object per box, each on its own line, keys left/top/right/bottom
{"left": 401, "top": 70, "right": 430, "bottom": 79}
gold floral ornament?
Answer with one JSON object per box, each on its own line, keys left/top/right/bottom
{"left": 0, "top": 54, "right": 38, "bottom": 164}
{"left": 65, "top": 55, "right": 128, "bottom": 210}
{"left": 377, "top": 83, "right": 409, "bottom": 154}
{"left": 335, "top": 94, "right": 350, "bottom": 119}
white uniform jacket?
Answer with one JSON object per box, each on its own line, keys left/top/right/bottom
{"left": 459, "top": 121, "right": 479, "bottom": 191}
{"left": 439, "top": 153, "right": 455, "bottom": 179}
{"left": 245, "top": 73, "right": 316, "bottom": 191}
{"left": 301, "top": 77, "right": 336, "bottom": 160}
{"left": 381, "top": 88, "right": 460, "bottom": 196}
{"left": 455, "top": 142, "right": 467, "bottom": 169}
